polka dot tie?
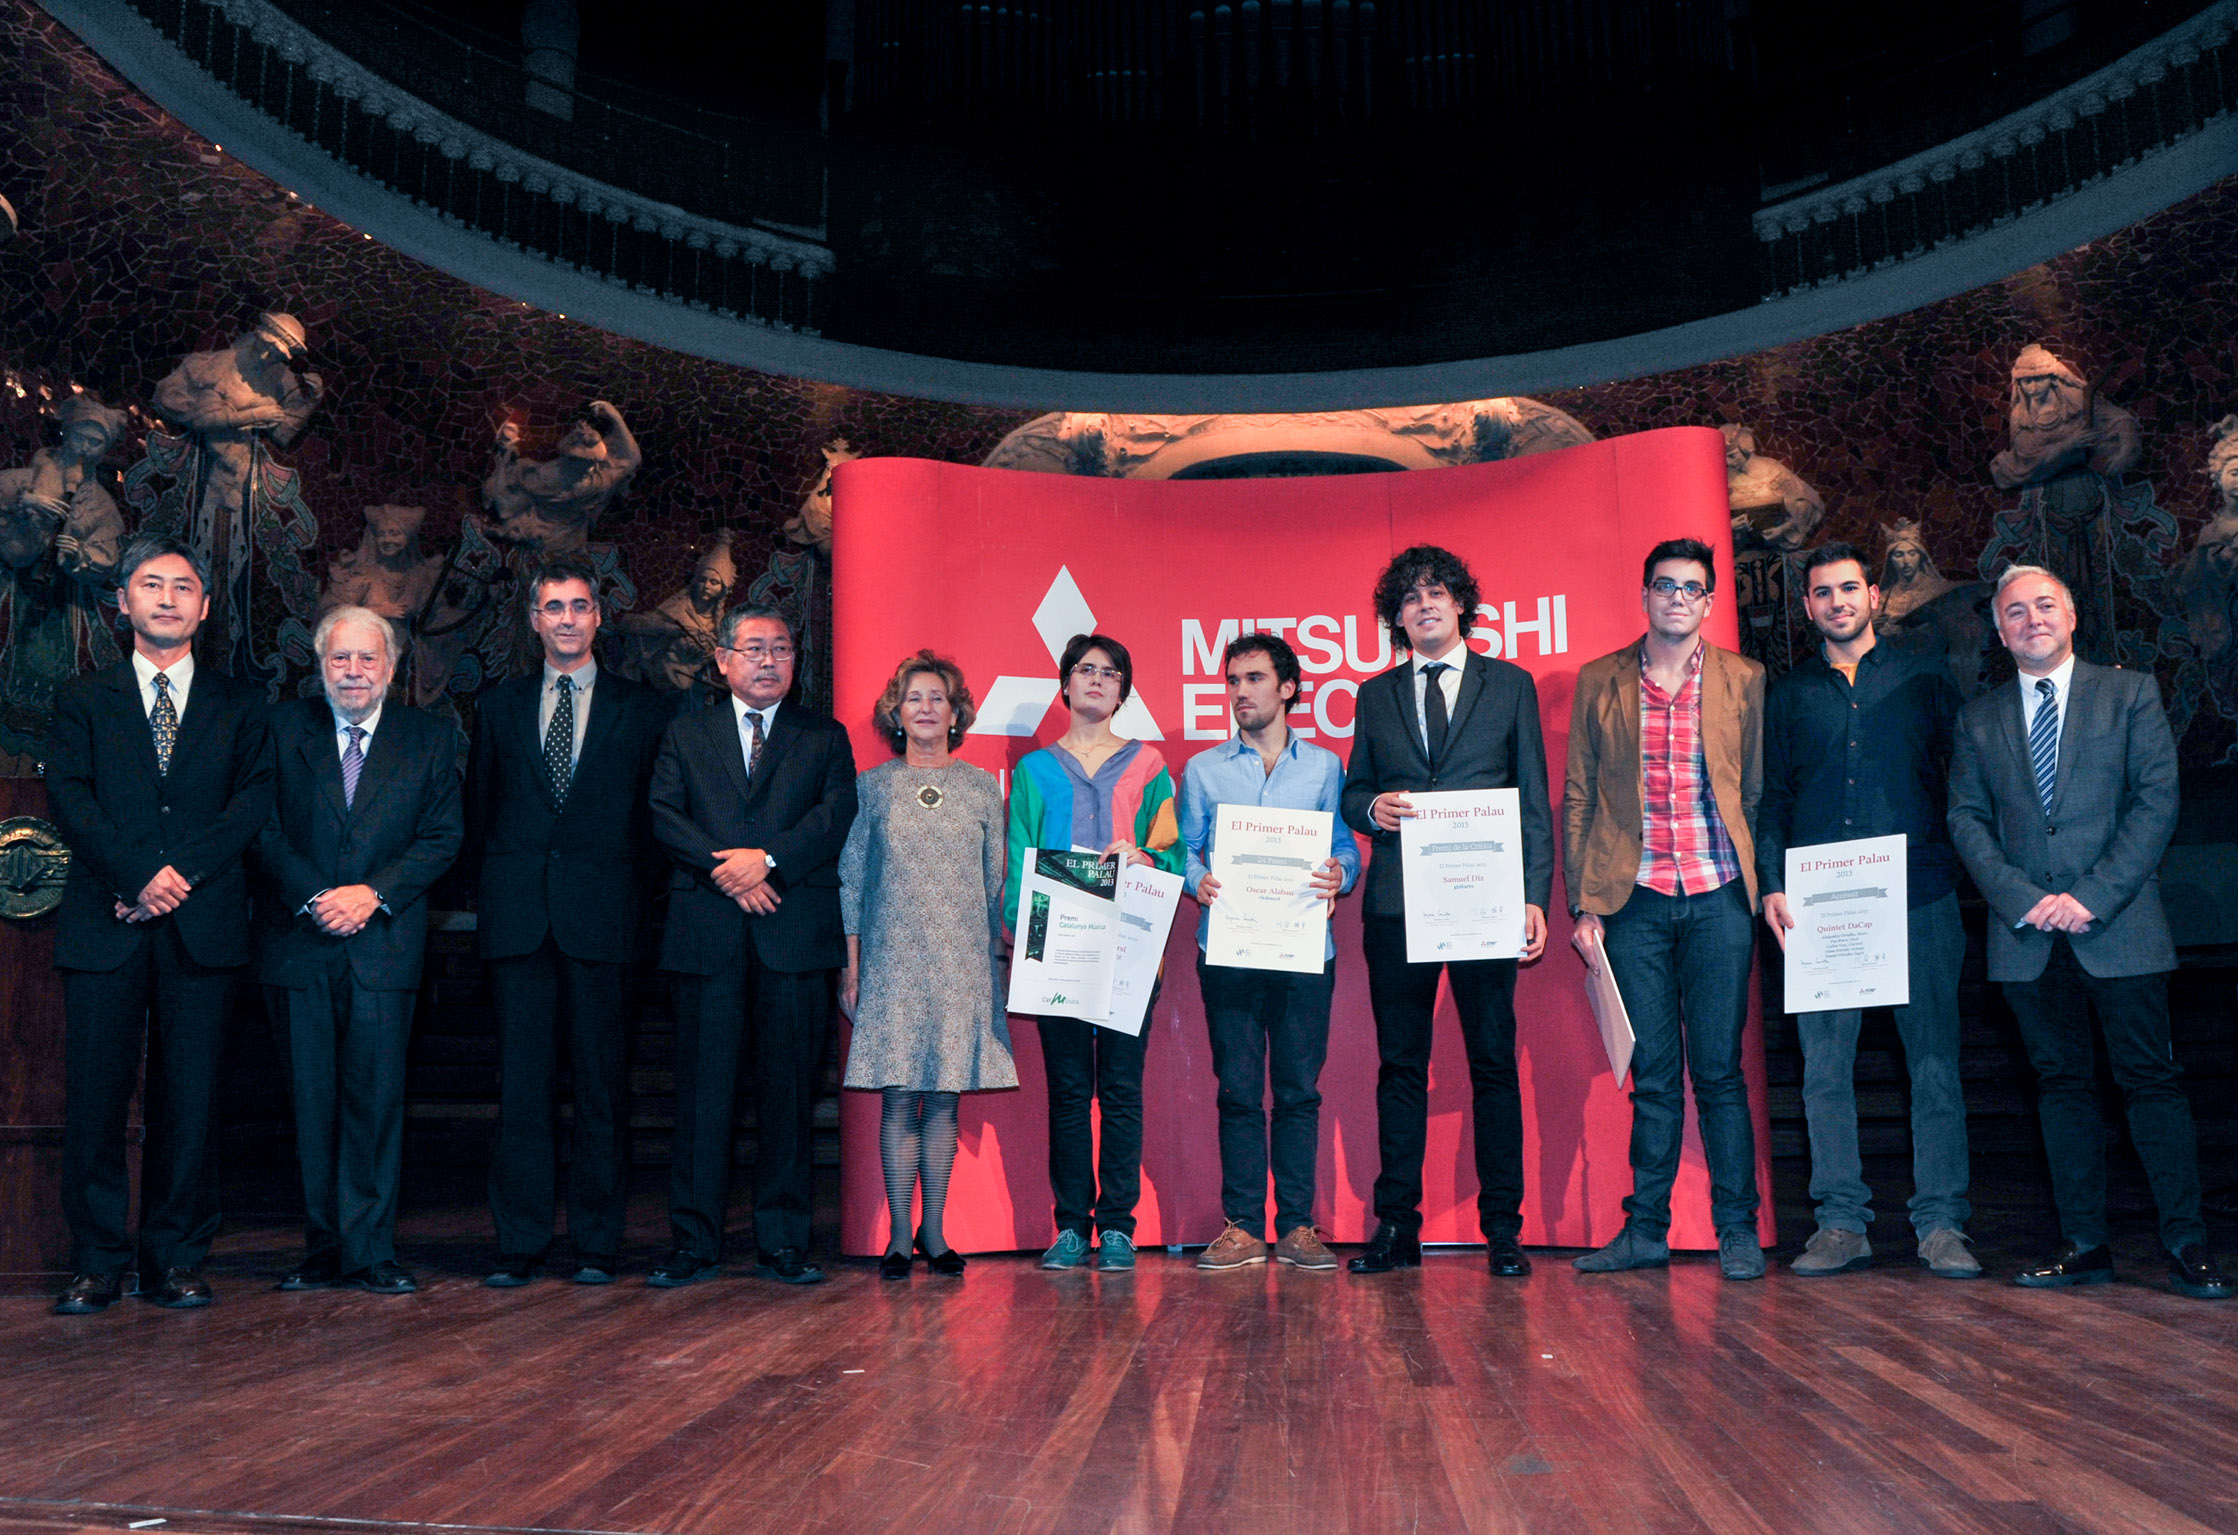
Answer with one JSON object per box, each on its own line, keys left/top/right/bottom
{"left": 544, "top": 674, "right": 575, "bottom": 802}
{"left": 149, "top": 672, "right": 178, "bottom": 777}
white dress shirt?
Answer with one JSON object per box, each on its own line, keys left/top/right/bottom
{"left": 2016, "top": 653, "right": 2077, "bottom": 736}
{"left": 132, "top": 649, "right": 195, "bottom": 719}
{"left": 1409, "top": 644, "right": 1467, "bottom": 752}
{"left": 538, "top": 660, "right": 597, "bottom": 767}
{"left": 731, "top": 695, "right": 779, "bottom": 772}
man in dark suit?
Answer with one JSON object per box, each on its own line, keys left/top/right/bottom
{"left": 47, "top": 535, "right": 273, "bottom": 1315}
{"left": 468, "top": 554, "right": 666, "bottom": 1287}
{"left": 1949, "top": 564, "right": 2229, "bottom": 1299}
{"left": 1339, "top": 545, "right": 1553, "bottom": 1278}
{"left": 647, "top": 603, "right": 857, "bottom": 1287}
{"left": 256, "top": 605, "right": 463, "bottom": 1295}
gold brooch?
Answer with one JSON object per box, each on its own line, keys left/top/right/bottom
{"left": 917, "top": 785, "right": 943, "bottom": 809}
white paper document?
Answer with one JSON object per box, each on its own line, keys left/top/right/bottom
{"left": 1784, "top": 833, "right": 1910, "bottom": 1011}
{"left": 1104, "top": 863, "right": 1184, "bottom": 1036}
{"left": 1204, "top": 805, "right": 1333, "bottom": 974}
{"left": 1399, "top": 788, "right": 1526, "bottom": 963}
{"left": 1005, "top": 850, "right": 1119, "bottom": 1022}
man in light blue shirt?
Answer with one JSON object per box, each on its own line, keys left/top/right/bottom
{"left": 1180, "top": 633, "right": 1358, "bottom": 1272}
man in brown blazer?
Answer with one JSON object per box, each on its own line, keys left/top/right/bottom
{"left": 1563, "top": 537, "right": 1768, "bottom": 1280}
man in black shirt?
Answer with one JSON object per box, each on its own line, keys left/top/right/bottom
{"left": 1759, "top": 541, "right": 1978, "bottom": 1279}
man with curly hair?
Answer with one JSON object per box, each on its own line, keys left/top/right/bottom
{"left": 1339, "top": 546, "right": 1554, "bottom": 1278}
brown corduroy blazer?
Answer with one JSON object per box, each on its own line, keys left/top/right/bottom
{"left": 1562, "top": 638, "right": 1765, "bottom": 917}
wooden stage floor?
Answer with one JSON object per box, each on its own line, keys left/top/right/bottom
{"left": 5, "top": 1191, "right": 2238, "bottom": 1535}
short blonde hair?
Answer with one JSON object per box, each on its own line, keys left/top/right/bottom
{"left": 1993, "top": 563, "right": 2075, "bottom": 612}
{"left": 872, "top": 650, "right": 975, "bottom": 752}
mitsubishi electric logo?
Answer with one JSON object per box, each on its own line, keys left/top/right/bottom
{"left": 971, "top": 566, "right": 1163, "bottom": 739}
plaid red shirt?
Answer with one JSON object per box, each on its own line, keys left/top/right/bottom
{"left": 1636, "top": 640, "right": 1741, "bottom": 897}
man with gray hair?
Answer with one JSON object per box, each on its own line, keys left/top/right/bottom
{"left": 255, "top": 604, "right": 462, "bottom": 1295}
{"left": 1949, "top": 564, "right": 2228, "bottom": 1300}
{"left": 48, "top": 534, "right": 273, "bottom": 1315}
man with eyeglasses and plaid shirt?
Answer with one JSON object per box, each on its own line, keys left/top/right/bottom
{"left": 1563, "top": 537, "right": 1769, "bottom": 1281}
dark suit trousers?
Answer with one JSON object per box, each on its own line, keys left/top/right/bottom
{"left": 669, "top": 946, "right": 830, "bottom": 1258}
{"left": 61, "top": 922, "right": 236, "bottom": 1276}
{"left": 1039, "top": 1003, "right": 1156, "bottom": 1240}
{"left": 1361, "top": 916, "right": 1524, "bottom": 1240}
{"left": 271, "top": 962, "right": 417, "bottom": 1272}
{"left": 488, "top": 938, "right": 631, "bottom": 1261}
{"left": 2004, "top": 938, "right": 2205, "bottom": 1253}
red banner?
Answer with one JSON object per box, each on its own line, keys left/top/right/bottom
{"left": 830, "top": 426, "right": 1776, "bottom": 1255}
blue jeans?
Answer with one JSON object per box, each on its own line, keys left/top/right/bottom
{"left": 1601, "top": 879, "right": 1760, "bottom": 1239}
{"left": 1198, "top": 956, "right": 1333, "bottom": 1240}
{"left": 1796, "top": 893, "right": 1970, "bottom": 1238}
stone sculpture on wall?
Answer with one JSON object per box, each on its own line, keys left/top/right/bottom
{"left": 1877, "top": 517, "right": 1991, "bottom": 697}
{"left": 133, "top": 312, "right": 324, "bottom": 695}
{"left": 1723, "top": 425, "right": 1825, "bottom": 552}
{"left": 614, "top": 531, "right": 734, "bottom": 693}
{"left": 1989, "top": 343, "right": 2143, "bottom": 492}
{"left": 483, "top": 400, "right": 641, "bottom": 552}
{"left": 782, "top": 438, "right": 855, "bottom": 553}
{"left": 319, "top": 503, "right": 443, "bottom": 634}
{"left": 2172, "top": 416, "right": 2238, "bottom": 709}
{"left": 0, "top": 396, "right": 128, "bottom": 753}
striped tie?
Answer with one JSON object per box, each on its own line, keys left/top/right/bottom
{"left": 2028, "top": 678, "right": 2058, "bottom": 816}
{"left": 342, "top": 725, "right": 366, "bottom": 809}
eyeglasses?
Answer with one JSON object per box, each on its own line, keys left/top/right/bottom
{"left": 1647, "top": 577, "right": 1711, "bottom": 601}
{"left": 536, "top": 599, "right": 598, "bottom": 618}
{"left": 1070, "top": 664, "right": 1122, "bottom": 682}
{"left": 724, "top": 643, "right": 795, "bottom": 662}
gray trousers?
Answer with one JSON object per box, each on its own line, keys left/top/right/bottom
{"left": 1796, "top": 893, "right": 1970, "bottom": 1238}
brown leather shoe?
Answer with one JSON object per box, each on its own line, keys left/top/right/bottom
{"left": 1197, "top": 1221, "right": 1266, "bottom": 1270}
{"left": 149, "top": 1267, "right": 214, "bottom": 1309}
{"left": 1274, "top": 1225, "right": 1339, "bottom": 1271}
{"left": 53, "top": 1271, "right": 125, "bottom": 1316}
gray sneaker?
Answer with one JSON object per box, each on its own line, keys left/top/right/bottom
{"left": 1572, "top": 1225, "right": 1670, "bottom": 1272}
{"left": 1918, "top": 1227, "right": 1983, "bottom": 1279}
{"left": 1790, "top": 1226, "right": 1872, "bottom": 1277}
{"left": 1040, "top": 1229, "right": 1091, "bottom": 1269}
{"left": 1719, "top": 1228, "right": 1766, "bottom": 1281}
{"left": 1096, "top": 1230, "right": 1136, "bottom": 1271}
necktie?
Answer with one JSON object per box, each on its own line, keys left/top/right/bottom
{"left": 743, "top": 708, "right": 766, "bottom": 776}
{"left": 544, "top": 674, "right": 575, "bottom": 802}
{"left": 150, "top": 672, "right": 178, "bottom": 777}
{"left": 1422, "top": 662, "right": 1450, "bottom": 761}
{"left": 342, "top": 725, "right": 366, "bottom": 809}
{"left": 2028, "top": 677, "right": 2059, "bottom": 816}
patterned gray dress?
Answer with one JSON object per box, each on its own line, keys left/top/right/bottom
{"left": 839, "top": 758, "right": 1017, "bottom": 1092}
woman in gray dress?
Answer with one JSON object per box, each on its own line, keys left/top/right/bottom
{"left": 840, "top": 651, "right": 1015, "bottom": 1280}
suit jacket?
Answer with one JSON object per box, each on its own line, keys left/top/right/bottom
{"left": 46, "top": 659, "right": 274, "bottom": 971}
{"left": 1562, "top": 639, "right": 1765, "bottom": 916}
{"left": 1947, "top": 660, "right": 2177, "bottom": 981}
{"left": 253, "top": 696, "right": 465, "bottom": 990}
{"left": 465, "top": 668, "right": 668, "bottom": 964}
{"left": 1338, "top": 650, "right": 1554, "bottom": 918}
{"left": 650, "top": 696, "right": 859, "bottom": 975}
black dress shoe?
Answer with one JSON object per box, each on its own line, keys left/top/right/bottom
{"left": 916, "top": 1231, "right": 966, "bottom": 1277}
{"left": 755, "top": 1248, "right": 826, "bottom": 1285}
{"left": 347, "top": 1260, "right": 419, "bottom": 1295}
{"left": 53, "top": 1271, "right": 125, "bottom": 1315}
{"left": 2013, "top": 1242, "right": 2114, "bottom": 1288}
{"left": 1487, "top": 1233, "right": 1532, "bottom": 1278}
{"left": 1347, "top": 1222, "right": 1424, "bottom": 1274}
{"left": 278, "top": 1252, "right": 343, "bottom": 1291}
{"left": 2169, "top": 1244, "right": 2234, "bottom": 1300}
{"left": 571, "top": 1258, "right": 619, "bottom": 1286}
{"left": 879, "top": 1250, "right": 912, "bottom": 1281}
{"left": 484, "top": 1256, "right": 539, "bottom": 1288}
{"left": 149, "top": 1267, "right": 213, "bottom": 1309}
{"left": 646, "top": 1248, "right": 719, "bottom": 1288}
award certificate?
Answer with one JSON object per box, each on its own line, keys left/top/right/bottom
{"left": 1204, "top": 805, "right": 1333, "bottom": 975}
{"left": 1104, "top": 863, "right": 1185, "bottom": 1036}
{"left": 1005, "top": 849, "right": 1119, "bottom": 1022}
{"left": 1784, "top": 833, "right": 1909, "bottom": 1011}
{"left": 1399, "top": 788, "right": 1526, "bottom": 963}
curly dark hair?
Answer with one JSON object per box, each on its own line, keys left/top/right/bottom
{"left": 1222, "top": 631, "right": 1301, "bottom": 700}
{"left": 1372, "top": 545, "right": 1481, "bottom": 652}
{"left": 872, "top": 650, "right": 977, "bottom": 751}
